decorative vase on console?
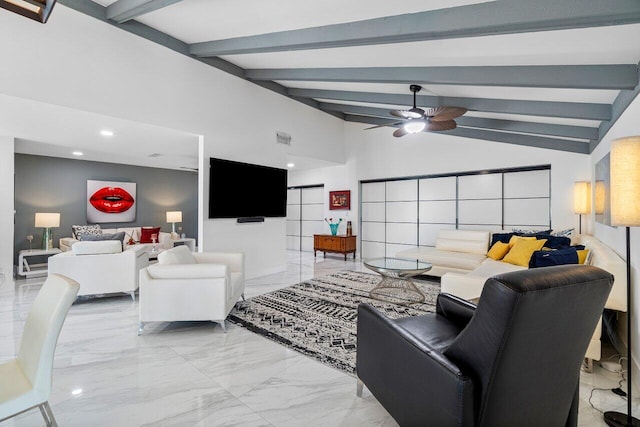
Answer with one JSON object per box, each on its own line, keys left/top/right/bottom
{"left": 325, "top": 218, "right": 342, "bottom": 236}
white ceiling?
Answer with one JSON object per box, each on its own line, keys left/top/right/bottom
{"left": 7, "top": 0, "right": 640, "bottom": 166}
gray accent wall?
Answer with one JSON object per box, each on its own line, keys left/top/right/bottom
{"left": 14, "top": 154, "right": 198, "bottom": 262}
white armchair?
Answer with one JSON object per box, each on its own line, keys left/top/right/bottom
{"left": 48, "top": 241, "right": 149, "bottom": 301}
{"left": 138, "top": 246, "right": 245, "bottom": 334}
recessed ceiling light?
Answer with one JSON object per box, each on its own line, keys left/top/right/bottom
{"left": 287, "top": 163, "right": 295, "bottom": 168}
{"left": 100, "top": 130, "right": 114, "bottom": 137}
{"left": 72, "top": 151, "right": 84, "bottom": 156}
{"left": 71, "top": 388, "right": 83, "bottom": 396}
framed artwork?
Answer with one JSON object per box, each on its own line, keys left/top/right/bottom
{"left": 87, "top": 180, "right": 136, "bottom": 223}
{"left": 329, "top": 190, "right": 350, "bottom": 210}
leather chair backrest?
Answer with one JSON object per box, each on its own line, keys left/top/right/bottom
{"left": 444, "top": 264, "right": 613, "bottom": 426}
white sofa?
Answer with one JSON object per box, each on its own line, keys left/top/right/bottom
{"left": 59, "top": 226, "right": 172, "bottom": 253}
{"left": 138, "top": 246, "right": 245, "bottom": 334}
{"left": 48, "top": 240, "right": 149, "bottom": 300}
{"left": 397, "top": 229, "right": 627, "bottom": 363}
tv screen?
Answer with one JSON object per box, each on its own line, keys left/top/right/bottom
{"left": 209, "top": 157, "right": 288, "bottom": 218}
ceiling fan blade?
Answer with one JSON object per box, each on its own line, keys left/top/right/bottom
{"left": 393, "top": 128, "right": 408, "bottom": 138}
{"left": 390, "top": 107, "right": 424, "bottom": 119}
{"left": 425, "top": 120, "right": 457, "bottom": 131}
{"left": 365, "top": 121, "right": 403, "bottom": 130}
{"left": 428, "top": 107, "right": 468, "bottom": 121}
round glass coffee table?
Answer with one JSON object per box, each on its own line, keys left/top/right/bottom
{"left": 363, "top": 257, "right": 432, "bottom": 304}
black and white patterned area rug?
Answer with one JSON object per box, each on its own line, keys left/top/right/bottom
{"left": 228, "top": 270, "right": 440, "bottom": 375}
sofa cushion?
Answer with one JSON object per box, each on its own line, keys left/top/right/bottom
{"left": 72, "top": 240, "right": 122, "bottom": 255}
{"left": 140, "top": 226, "right": 162, "bottom": 243}
{"left": 72, "top": 224, "right": 101, "bottom": 239}
{"left": 158, "top": 245, "right": 197, "bottom": 265}
{"left": 578, "top": 249, "right": 591, "bottom": 265}
{"left": 491, "top": 232, "right": 517, "bottom": 246}
{"left": 398, "top": 247, "right": 487, "bottom": 271}
{"left": 508, "top": 235, "right": 537, "bottom": 247}
{"left": 530, "top": 247, "right": 579, "bottom": 268}
{"left": 468, "top": 258, "right": 526, "bottom": 277}
{"left": 435, "top": 230, "right": 490, "bottom": 255}
{"left": 487, "top": 241, "right": 510, "bottom": 260}
{"left": 503, "top": 238, "right": 546, "bottom": 267}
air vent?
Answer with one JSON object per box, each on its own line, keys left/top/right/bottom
{"left": 276, "top": 131, "right": 291, "bottom": 145}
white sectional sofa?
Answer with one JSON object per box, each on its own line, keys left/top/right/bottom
{"left": 395, "top": 229, "right": 627, "bottom": 364}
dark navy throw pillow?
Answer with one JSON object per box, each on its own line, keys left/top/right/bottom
{"left": 529, "top": 247, "right": 579, "bottom": 268}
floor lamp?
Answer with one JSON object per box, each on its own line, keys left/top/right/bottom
{"left": 604, "top": 136, "right": 640, "bottom": 427}
{"left": 574, "top": 181, "right": 591, "bottom": 234}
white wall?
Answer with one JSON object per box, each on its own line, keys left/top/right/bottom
{"left": 0, "top": 6, "right": 344, "bottom": 278}
{"left": 0, "top": 136, "right": 14, "bottom": 282}
{"left": 591, "top": 94, "right": 640, "bottom": 390}
{"left": 290, "top": 123, "right": 591, "bottom": 244}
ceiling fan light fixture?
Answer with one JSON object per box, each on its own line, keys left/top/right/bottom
{"left": 404, "top": 120, "right": 426, "bottom": 134}
{"left": 0, "top": 0, "right": 57, "bottom": 23}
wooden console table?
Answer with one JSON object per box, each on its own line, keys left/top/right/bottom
{"left": 314, "top": 234, "right": 356, "bottom": 260}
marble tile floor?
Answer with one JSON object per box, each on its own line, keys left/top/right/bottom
{"left": 0, "top": 250, "right": 636, "bottom": 426}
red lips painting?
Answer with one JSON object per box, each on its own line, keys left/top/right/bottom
{"left": 90, "top": 186, "right": 135, "bottom": 213}
{"left": 87, "top": 180, "right": 136, "bottom": 223}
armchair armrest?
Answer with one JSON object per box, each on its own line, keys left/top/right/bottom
{"left": 436, "top": 293, "right": 477, "bottom": 329}
{"left": 194, "top": 252, "right": 244, "bottom": 273}
{"left": 146, "top": 263, "right": 228, "bottom": 280}
{"left": 356, "top": 303, "right": 475, "bottom": 426}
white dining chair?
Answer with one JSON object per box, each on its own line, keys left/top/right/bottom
{"left": 0, "top": 273, "right": 80, "bottom": 426}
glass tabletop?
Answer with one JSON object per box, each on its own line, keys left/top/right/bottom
{"left": 363, "top": 257, "right": 432, "bottom": 272}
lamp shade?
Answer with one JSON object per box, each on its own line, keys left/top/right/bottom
{"left": 574, "top": 181, "right": 591, "bottom": 214}
{"left": 34, "top": 212, "right": 60, "bottom": 228}
{"left": 611, "top": 136, "right": 640, "bottom": 226}
{"left": 166, "top": 211, "right": 182, "bottom": 223}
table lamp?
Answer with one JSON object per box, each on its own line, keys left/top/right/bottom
{"left": 574, "top": 181, "right": 591, "bottom": 234}
{"left": 604, "top": 136, "right": 640, "bottom": 427}
{"left": 166, "top": 211, "right": 182, "bottom": 240}
{"left": 35, "top": 212, "right": 60, "bottom": 250}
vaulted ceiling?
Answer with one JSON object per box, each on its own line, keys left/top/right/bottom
{"left": 59, "top": 0, "right": 640, "bottom": 154}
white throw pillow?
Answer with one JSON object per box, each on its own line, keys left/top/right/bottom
{"left": 72, "top": 240, "right": 122, "bottom": 255}
{"left": 157, "top": 245, "right": 196, "bottom": 265}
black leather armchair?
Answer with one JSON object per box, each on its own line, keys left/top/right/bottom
{"left": 356, "top": 264, "right": 613, "bottom": 427}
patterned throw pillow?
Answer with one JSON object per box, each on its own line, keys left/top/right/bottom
{"left": 78, "top": 232, "right": 126, "bottom": 250}
{"left": 72, "top": 224, "right": 102, "bottom": 239}
{"left": 552, "top": 228, "right": 575, "bottom": 238}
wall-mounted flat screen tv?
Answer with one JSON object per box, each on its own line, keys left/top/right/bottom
{"left": 209, "top": 157, "right": 288, "bottom": 218}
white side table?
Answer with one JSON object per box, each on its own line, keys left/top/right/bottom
{"left": 171, "top": 237, "right": 196, "bottom": 252}
{"left": 18, "top": 248, "right": 62, "bottom": 277}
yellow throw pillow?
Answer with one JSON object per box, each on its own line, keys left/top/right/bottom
{"left": 508, "top": 235, "right": 536, "bottom": 248}
{"left": 577, "top": 249, "right": 590, "bottom": 264}
{"left": 503, "top": 238, "right": 547, "bottom": 267}
{"left": 487, "top": 241, "right": 510, "bottom": 260}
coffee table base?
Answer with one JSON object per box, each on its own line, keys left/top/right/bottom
{"left": 370, "top": 276, "right": 426, "bottom": 304}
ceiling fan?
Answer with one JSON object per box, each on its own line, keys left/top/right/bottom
{"left": 367, "top": 84, "right": 467, "bottom": 137}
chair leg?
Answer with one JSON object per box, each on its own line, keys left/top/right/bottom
{"left": 39, "top": 402, "right": 58, "bottom": 427}
{"left": 356, "top": 377, "right": 364, "bottom": 397}
{"left": 216, "top": 320, "right": 227, "bottom": 333}
{"left": 138, "top": 322, "right": 145, "bottom": 335}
